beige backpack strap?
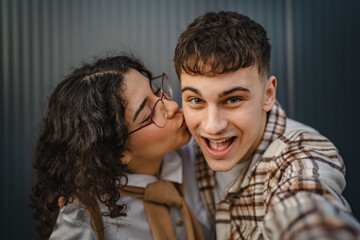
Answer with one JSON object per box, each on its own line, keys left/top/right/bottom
{"left": 77, "top": 194, "right": 104, "bottom": 240}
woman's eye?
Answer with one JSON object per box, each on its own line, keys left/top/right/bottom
{"left": 153, "top": 87, "right": 161, "bottom": 97}
{"left": 141, "top": 113, "right": 152, "bottom": 124}
{"left": 225, "top": 97, "right": 242, "bottom": 104}
{"left": 190, "top": 98, "right": 203, "bottom": 105}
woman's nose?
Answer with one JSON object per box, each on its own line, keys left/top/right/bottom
{"left": 164, "top": 98, "right": 179, "bottom": 119}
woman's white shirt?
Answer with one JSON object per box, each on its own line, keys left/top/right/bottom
{"left": 49, "top": 140, "right": 213, "bottom": 240}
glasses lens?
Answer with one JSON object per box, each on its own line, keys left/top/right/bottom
{"left": 161, "top": 74, "right": 173, "bottom": 99}
{"left": 152, "top": 99, "right": 167, "bottom": 128}
{"left": 151, "top": 73, "right": 173, "bottom": 99}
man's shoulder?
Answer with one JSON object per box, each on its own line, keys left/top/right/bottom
{"left": 262, "top": 117, "right": 343, "bottom": 171}
{"left": 284, "top": 118, "right": 319, "bottom": 135}
{"left": 266, "top": 117, "right": 337, "bottom": 154}
{"left": 259, "top": 118, "right": 346, "bottom": 194}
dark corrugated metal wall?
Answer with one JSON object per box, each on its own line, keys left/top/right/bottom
{"left": 291, "top": 0, "right": 360, "bottom": 223}
{"left": 1, "top": 0, "right": 359, "bottom": 239}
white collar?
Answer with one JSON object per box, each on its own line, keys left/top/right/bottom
{"left": 126, "top": 151, "right": 183, "bottom": 188}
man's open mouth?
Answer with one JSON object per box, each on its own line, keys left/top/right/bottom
{"left": 204, "top": 137, "right": 236, "bottom": 151}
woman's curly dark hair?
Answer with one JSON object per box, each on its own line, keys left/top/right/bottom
{"left": 30, "top": 55, "right": 152, "bottom": 240}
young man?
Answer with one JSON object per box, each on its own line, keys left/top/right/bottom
{"left": 174, "top": 11, "right": 360, "bottom": 239}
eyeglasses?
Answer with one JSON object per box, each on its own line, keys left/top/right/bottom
{"left": 129, "top": 73, "right": 173, "bottom": 134}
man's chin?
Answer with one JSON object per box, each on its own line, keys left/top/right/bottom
{"left": 203, "top": 155, "right": 237, "bottom": 172}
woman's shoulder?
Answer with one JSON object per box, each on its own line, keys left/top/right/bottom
{"left": 49, "top": 199, "right": 96, "bottom": 240}
{"left": 61, "top": 199, "right": 92, "bottom": 225}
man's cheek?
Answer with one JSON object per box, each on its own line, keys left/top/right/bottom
{"left": 184, "top": 113, "right": 196, "bottom": 131}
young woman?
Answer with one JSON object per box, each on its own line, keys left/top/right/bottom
{"left": 30, "top": 55, "right": 211, "bottom": 240}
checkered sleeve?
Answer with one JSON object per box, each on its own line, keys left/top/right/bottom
{"left": 263, "top": 131, "right": 360, "bottom": 240}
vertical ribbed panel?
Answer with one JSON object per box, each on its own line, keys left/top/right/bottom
{"left": 291, "top": 0, "right": 360, "bottom": 219}
{"left": 1, "top": 0, "right": 359, "bottom": 239}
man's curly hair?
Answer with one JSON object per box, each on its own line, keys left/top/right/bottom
{"left": 174, "top": 11, "right": 271, "bottom": 81}
{"left": 30, "top": 55, "right": 152, "bottom": 239}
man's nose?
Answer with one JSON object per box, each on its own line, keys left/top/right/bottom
{"left": 201, "top": 106, "right": 228, "bottom": 135}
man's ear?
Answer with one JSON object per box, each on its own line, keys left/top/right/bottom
{"left": 262, "top": 76, "right": 277, "bottom": 112}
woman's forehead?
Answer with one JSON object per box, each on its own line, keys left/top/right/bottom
{"left": 123, "top": 69, "right": 152, "bottom": 113}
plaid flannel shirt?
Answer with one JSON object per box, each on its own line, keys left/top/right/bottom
{"left": 195, "top": 102, "right": 360, "bottom": 240}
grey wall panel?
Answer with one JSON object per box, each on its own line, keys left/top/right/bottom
{"left": 1, "top": 0, "right": 359, "bottom": 239}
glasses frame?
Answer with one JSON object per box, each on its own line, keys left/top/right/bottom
{"left": 129, "top": 73, "right": 171, "bottom": 134}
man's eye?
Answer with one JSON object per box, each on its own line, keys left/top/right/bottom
{"left": 190, "top": 98, "right": 203, "bottom": 104}
{"left": 225, "top": 97, "right": 242, "bottom": 104}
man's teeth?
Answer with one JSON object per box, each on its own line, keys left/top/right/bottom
{"left": 208, "top": 137, "right": 231, "bottom": 143}
{"left": 206, "top": 137, "right": 233, "bottom": 151}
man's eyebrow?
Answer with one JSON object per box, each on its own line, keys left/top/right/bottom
{"left": 133, "top": 97, "right": 148, "bottom": 122}
{"left": 218, "top": 87, "right": 250, "bottom": 98}
{"left": 181, "top": 87, "right": 201, "bottom": 96}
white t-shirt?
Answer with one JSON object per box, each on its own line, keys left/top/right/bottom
{"left": 214, "top": 161, "right": 250, "bottom": 204}
{"left": 214, "top": 160, "right": 250, "bottom": 240}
